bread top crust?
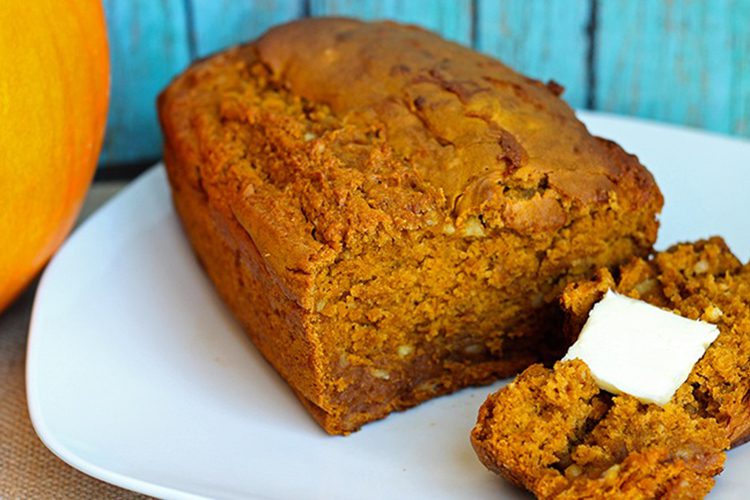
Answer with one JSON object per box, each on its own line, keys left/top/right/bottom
{"left": 159, "top": 18, "right": 662, "bottom": 287}
{"left": 255, "top": 18, "right": 660, "bottom": 209}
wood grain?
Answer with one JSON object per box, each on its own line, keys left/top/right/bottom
{"left": 474, "top": 0, "right": 591, "bottom": 109}
{"left": 309, "top": 0, "right": 473, "bottom": 45}
{"left": 101, "top": 0, "right": 191, "bottom": 166}
{"left": 190, "top": 0, "right": 304, "bottom": 57}
{"left": 595, "top": 0, "right": 750, "bottom": 137}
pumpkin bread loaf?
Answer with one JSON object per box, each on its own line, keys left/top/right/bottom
{"left": 471, "top": 238, "right": 750, "bottom": 497}
{"left": 158, "top": 18, "right": 662, "bottom": 434}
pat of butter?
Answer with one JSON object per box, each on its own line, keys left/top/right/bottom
{"left": 563, "top": 290, "right": 719, "bottom": 406}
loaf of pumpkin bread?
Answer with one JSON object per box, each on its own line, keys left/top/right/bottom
{"left": 158, "top": 18, "right": 662, "bottom": 434}
{"left": 471, "top": 238, "right": 750, "bottom": 498}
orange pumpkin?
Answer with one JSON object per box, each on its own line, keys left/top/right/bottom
{"left": 0, "top": 1, "right": 110, "bottom": 312}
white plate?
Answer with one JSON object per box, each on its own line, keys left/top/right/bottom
{"left": 27, "top": 112, "right": 750, "bottom": 500}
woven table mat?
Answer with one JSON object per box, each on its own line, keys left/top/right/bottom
{"left": 0, "top": 183, "right": 147, "bottom": 499}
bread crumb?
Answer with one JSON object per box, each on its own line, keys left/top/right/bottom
{"left": 397, "top": 345, "right": 414, "bottom": 357}
{"left": 565, "top": 464, "right": 583, "bottom": 479}
{"left": 704, "top": 305, "right": 723, "bottom": 322}
{"left": 462, "top": 217, "right": 485, "bottom": 238}
{"left": 634, "top": 278, "right": 657, "bottom": 295}
{"left": 694, "top": 260, "right": 710, "bottom": 274}
{"left": 464, "top": 344, "right": 484, "bottom": 354}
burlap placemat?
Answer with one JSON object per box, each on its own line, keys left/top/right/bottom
{"left": 0, "top": 183, "right": 147, "bottom": 499}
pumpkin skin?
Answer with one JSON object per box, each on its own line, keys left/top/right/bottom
{"left": 0, "top": 1, "right": 110, "bottom": 311}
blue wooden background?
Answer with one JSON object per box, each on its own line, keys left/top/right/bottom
{"left": 100, "top": 0, "right": 750, "bottom": 167}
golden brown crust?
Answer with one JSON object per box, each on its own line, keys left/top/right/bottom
{"left": 158, "top": 18, "right": 662, "bottom": 434}
{"left": 472, "top": 239, "right": 749, "bottom": 497}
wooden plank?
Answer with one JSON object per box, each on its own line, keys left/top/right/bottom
{"left": 190, "top": 0, "right": 304, "bottom": 57}
{"left": 100, "top": 0, "right": 192, "bottom": 166}
{"left": 595, "top": 0, "right": 750, "bottom": 137}
{"left": 309, "top": 0, "right": 473, "bottom": 46}
{"left": 732, "top": 1, "right": 750, "bottom": 136}
{"left": 474, "top": 0, "right": 591, "bottom": 109}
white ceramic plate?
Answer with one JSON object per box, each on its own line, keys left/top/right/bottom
{"left": 27, "top": 112, "right": 750, "bottom": 499}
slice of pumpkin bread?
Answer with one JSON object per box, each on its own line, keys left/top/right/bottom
{"left": 471, "top": 238, "right": 750, "bottom": 498}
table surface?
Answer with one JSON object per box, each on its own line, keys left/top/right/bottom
{"left": 0, "top": 182, "right": 147, "bottom": 498}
